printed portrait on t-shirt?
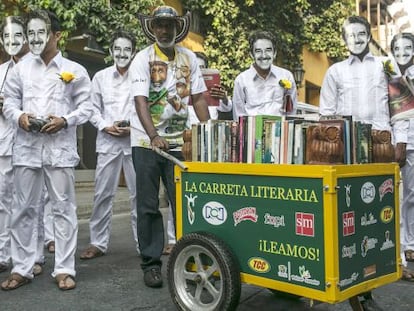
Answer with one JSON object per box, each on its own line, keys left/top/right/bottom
{"left": 147, "top": 52, "right": 191, "bottom": 137}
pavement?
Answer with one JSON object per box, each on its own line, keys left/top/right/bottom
{"left": 0, "top": 183, "right": 413, "bottom": 310}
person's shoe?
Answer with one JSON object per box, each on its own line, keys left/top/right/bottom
{"left": 143, "top": 267, "right": 163, "bottom": 288}
{"left": 33, "top": 264, "right": 43, "bottom": 276}
{"left": 47, "top": 241, "right": 55, "bottom": 253}
{"left": 361, "top": 297, "right": 384, "bottom": 311}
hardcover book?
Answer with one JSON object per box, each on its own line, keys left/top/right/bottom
{"left": 201, "top": 68, "right": 220, "bottom": 107}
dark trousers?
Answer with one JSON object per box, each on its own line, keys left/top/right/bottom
{"left": 132, "top": 147, "right": 181, "bottom": 271}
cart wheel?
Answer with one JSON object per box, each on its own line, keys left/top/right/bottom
{"left": 167, "top": 232, "right": 241, "bottom": 311}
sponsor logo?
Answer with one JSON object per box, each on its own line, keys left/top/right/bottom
{"left": 380, "top": 230, "right": 395, "bottom": 251}
{"left": 185, "top": 193, "right": 198, "bottom": 225}
{"left": 342, "top": 211, "right": 355, "bottom": 236}
{"left": 361, "top": 182, "right": 375, "bottom": 204}
{"left": 202, "top": 201, "right": 227, "bottom": 226}
{"left": 361, "top": 236, "right": 378, "bottom": 257}
{"left": 295, "top": 212, "right": 314, "bottom": 237}
{"left": 338, "top": 272, "right": 359, "bottom": 288}
{"left": 233, "top": 207, "right": 258, "bottom": 226}
{"left": 363, "top": 264, "right": 376, "bottom": 278}
{"left": 380, "top": 206, "right": 394, "bottom": 224}
{"left": 379, "top": 178, "right": 393, "bottom": 202}
{"left": 264, "top": 213, "right": 285, "bottom": 228}
{"left": 361, "top": 212, "right": 377, "bottom": 226}
{"left": 278, "top": 264, "right": 288, "bottom": 278}
{"left": 248, "top": 257, "right": 270, "bottom": 273}
{"left": 290, "top": 265, "right": 321, "bottom": 286}
{"left": 342, "top": 243, "right": 357, "bottom": 259}
{"left": 345, "top": 184, "right": 352, "bottom": 207}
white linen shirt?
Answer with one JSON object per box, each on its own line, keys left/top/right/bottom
{"left": 320, "top": 53, "right": 405, "bottom": 140}
{"left": 129, "top": 44, "right": 206, "bottom": 148}
{"left": 0, "top": 60, "right": 15, "bottom": 156}
{"left": 3, "top": 52, "right": 92, "bottom": 167}
{"left": 90, "top": 65, "right": 132, "bottom": 155}
{"left": 232, "top": 64, "right": 298, "bottom": 121}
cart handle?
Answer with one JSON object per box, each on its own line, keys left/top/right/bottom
{"left": 153, "top": 146, "right": 188, "bottom": 171}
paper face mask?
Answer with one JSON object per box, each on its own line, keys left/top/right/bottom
{"left": 2, "top": 22, "right": 25, "bottom": 56}
{"left": 27, "top": 18, "right": 49, "bottom": 55}
{"left": 112, "top": 37, "right": 134, "bottom": 68}
{"left": 344, "top": 23, "right": 369, "bottom": 56}
{"left": 393, "top": 37, "right": 414, "bottom": 66}
{"left": 252, "top": 39, "right": 275, "bottom": 71}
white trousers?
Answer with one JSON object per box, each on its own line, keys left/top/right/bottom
{"left": 167, "top": 203, "right": 176, "bottom": 245}
{"left": 402, "top": 151, "right": 414, "bottom": 254}
{"left": 43, "top": 190, "right": 54, "bottom": 246}
{"left": 0, "top": 156, "right": 13, "bottom": 266}
{"left": 89, "top": 152, "right": 138, "bottom": 253}
{"left": 11, "top": 166, "right": 78, "bottom": 279}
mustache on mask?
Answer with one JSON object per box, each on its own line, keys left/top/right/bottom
{"left": 30, "top": 40, "right": 44, "bottom": 46}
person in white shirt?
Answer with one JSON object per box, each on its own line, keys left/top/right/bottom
{"left": 232, "top": 30, "right": 298, "bottom": 121}
{"left": 390, "top": 32, "right": 414, "bottom": 282}
{"left": 130, "top": 5, "right": 210, "bottom": 288}
{"left": 320, "top": 16, "right": 405, "bottom": 164}
{"left": 0, "top": 15, "right": 30, "bottom": 274}
{"left": 80, "top": 30, "right": 139, "bottom": 260}
{"left": 1, "top": 10, "right": 92, "bottom": 291}
{"left": 320, "top": 15, "right": 398, "bottom": 310}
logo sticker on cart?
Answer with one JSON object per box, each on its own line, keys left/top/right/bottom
{"left": 264, "top": 213, "right": 285, "bottom": 228}
{"left": 339, "top": 272, "right": 359, "bottom": 288}
{"left": 295, "top": 212, "right": 314, "bottom": 237}
{"left": 290, "top": 265, "right": 320, "bottom": 286}
{"left": 342, "top": 243, "right": 356, "bottom": 259}
{"left": 345, "top": 184, "right": 352, "bottom": 207}
{"left": 380, "top": 206, "right": 394, "bottom": 224}
{"left": 361, "top": 236, "right": 378, "bottom": 257}
{"left": 380, "top": 230, "right": 395, "bottom": 251}
{"left": 360, "top": 182, "right": 375, "bottom": 204}
{"left": 233, "top": 207, "right": 258, "bottom": 226}
{"left": 379, "top": 178, "right": 393, "bottom": 202}
{"left": 363, "top": 264, "right": 376, "bottom": 278}
{"left": 202, "top": 201, "right": 227, "bottom": 225}
{"left": 361, "top": 212, "right": 377, "bottom": 226}
{"left": 342, "top": 211, "right": 355, "bottom": 236}
{"left": 248, "top": 257, "right": 270, "bottom": 273}
{"left": 185, "top": 194, "right": 198, "bottom": 225}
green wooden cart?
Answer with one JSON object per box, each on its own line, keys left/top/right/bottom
{"left": 167, "top": 163, "right": 402, "bottom": 310}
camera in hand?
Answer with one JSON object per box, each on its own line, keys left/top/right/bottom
{"left": 115, "top": 120, "right": 130, "bottom": 127}
{"left": 29, "top": 116, "right": 50, "bottom": 132}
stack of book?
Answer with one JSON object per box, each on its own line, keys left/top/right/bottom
{"left": 188, "top": 115, "right": 380, "bottom": 165}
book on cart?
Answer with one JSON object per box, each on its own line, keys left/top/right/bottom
{"left": 201, "top": 68, "right": 221, "bottom": 107}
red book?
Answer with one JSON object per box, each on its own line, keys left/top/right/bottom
{"left": 201, "top": 68, "right": 220, "bottom": 106}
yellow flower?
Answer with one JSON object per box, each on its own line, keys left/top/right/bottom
{"left": 383, "top": 60, "right": 396, "bottom": 79}
{"left": 279, "top": 79, "right": 292, "bottom": 90}
{"left": 59, "top": 71, "right": 75, "bottom": 83}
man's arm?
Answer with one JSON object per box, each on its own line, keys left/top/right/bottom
{"left": 191, "top": 92, "right": 210, "bottom": 122}
{"left": 319, "top": 67, "right": 338, "bottom": 116}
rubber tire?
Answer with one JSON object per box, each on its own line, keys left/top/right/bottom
{"left": 167, "top": 232, "right": 241, "bottom": 311}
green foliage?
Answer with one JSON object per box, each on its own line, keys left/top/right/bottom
{"left": 1, "top": 0, "right": 162, "bottom": 54}
{"left": 303, "top": 0, "right": 355, "bottom": 61}
{"left": 1, "top": 0, "right": 354, "bottom": 90}
{"left": 182, "top": 0, "right": 354, "bottom": 90}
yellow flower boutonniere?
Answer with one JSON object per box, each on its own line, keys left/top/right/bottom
{"left": 279, "top": 79, "right": 292, "bottom": 90}
{"left": 383, "top": 60, "right": 396, "bottom": 79}
{"left": 59, "top": 71, "right": 75, "bottom": 84}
